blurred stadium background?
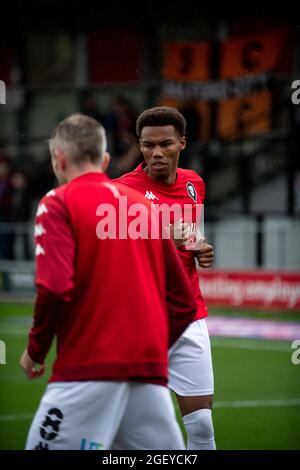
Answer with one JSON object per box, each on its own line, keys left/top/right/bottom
{"left": 0, "top": 1, "right": 300, "bottom": 450}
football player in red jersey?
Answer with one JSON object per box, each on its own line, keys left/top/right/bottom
{"left": 20, "top": 113, "right": 197, "bottom": 450}
{"left": 116, "top": 107, "right": 216, "bottom": 450}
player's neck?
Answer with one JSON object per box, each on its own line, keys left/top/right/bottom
{"left": 145, "top": 166, "right": 177, "bottom": 185}
{"left": 67, "top": 163, "right": 104, "bottom": 182}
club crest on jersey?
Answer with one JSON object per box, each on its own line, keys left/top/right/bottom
{"left": 145, "top": 191, "right": 159, "bottom": 201}
{"left": 186, "top": 182, "right": 197, "bottom": 202}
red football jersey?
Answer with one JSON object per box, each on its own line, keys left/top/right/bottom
{"left": 27, "top": 172, "right": 196, "bottom": 386}
{"left": 116, "top": 163, "right": 208, "bottom": 320}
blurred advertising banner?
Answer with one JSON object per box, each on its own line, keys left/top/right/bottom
{"left": 219, "top": 29, "right": 293, "bottom": 78}
{"left": 162, "top": 41, "right": 210, "bottom": 81}
{"left": 89, "top": 28, "right": 141, "bottom": 83}
{"left": 0, "top": 47, "right": 13, "bottom": 85}
{"left": 216, "top": 89, "right": 272, "bottom": 139}
{"left": 161, "top": 28, "right": 293, "bottom": 140}
{"left": 158, "top": 96, "right": 211, "bottom": 140}
{"left": 200, "top": 271, "right": 300, "bottom": 310}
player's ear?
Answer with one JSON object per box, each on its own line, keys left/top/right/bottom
{"left": 101, "top": 152, "right": 110, "bottom": 172}
{"left": 180, "top": 136, "right": 186, "bottom": 151}
{"left": 54, "top": 149, "right": 66, "bottom": 171}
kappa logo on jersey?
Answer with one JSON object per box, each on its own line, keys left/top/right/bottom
{"left": 36, "top": 203, "right": 48, "bottom": 217}
{"left": 34, "top": 223, "right": 46, "bottom": 237}
{"left": 35, "top": 243, "right": 45, "bottom": 256}
{"left": 145, "top": 191, "right": 159, "bottom": 201}
{"left": 46, "top": 189, "right": 56, "bottom": 198}
{"left": 186, "top": 182, "right": 197, "bottom": 202}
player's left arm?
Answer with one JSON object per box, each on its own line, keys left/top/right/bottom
{"left": 194, "top": 241, "right": 214, "bottom": 268}
{"left": 20, "top": 194, "right": 75, "bottom": 379}
{"left": 20, "top": 348, "right": 45, "bottom": 380}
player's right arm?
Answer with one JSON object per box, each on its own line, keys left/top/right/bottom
{"left": 20, "top": 191, "right": 75, "bottom": 379}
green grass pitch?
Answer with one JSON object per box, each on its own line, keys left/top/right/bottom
{"left": 0, "top": 303, "right": 300, "bottom": 450}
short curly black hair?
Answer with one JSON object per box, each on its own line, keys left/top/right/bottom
{"left": 136, "top": 106, "right": 186, "bottom": 137}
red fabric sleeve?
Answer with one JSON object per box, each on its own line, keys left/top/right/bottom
{"left": 34, "top": 193, "right": 75, "bottom": 298}
{"left": 27, "top": 192, "right": 75, "bottom": 363}
{"left": 188, "top": 169, "right": 206, "bottom": 202}
{"left": 27, "top": 286, "right": 69, "bottom": 364}
{"left": 163, "top": 237, "right": 197, "bottom": 347}
{"left": 199, "top": 175, "right": 206, "bottom": 202}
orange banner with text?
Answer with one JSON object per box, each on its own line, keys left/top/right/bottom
{"left": 159, "top": 97, "right": 211, "bottom": 140}
{"left": 219, "top": 29, "right": 292, "bottom": 79}
{"left": 162, "top": 41, "right": 210, "bottom": 81}
{"left": 217, "top": 90, "right": 272, "bottom": 139}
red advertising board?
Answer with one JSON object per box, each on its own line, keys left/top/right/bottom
{"left": 88, "top": 28, "right": 141, "bottom": 83}
{"left": 200, "top": 271, "right": 300, "bottom": 310}
{"left": 0, "top": 47, "right": 13, "bottom": 85}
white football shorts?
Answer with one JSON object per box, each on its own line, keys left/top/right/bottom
{"left": 25, "top": 381, "right": 185, "bottom": 450}
{"left": 168, "top": 318, "right": 214, "bottom": 396}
